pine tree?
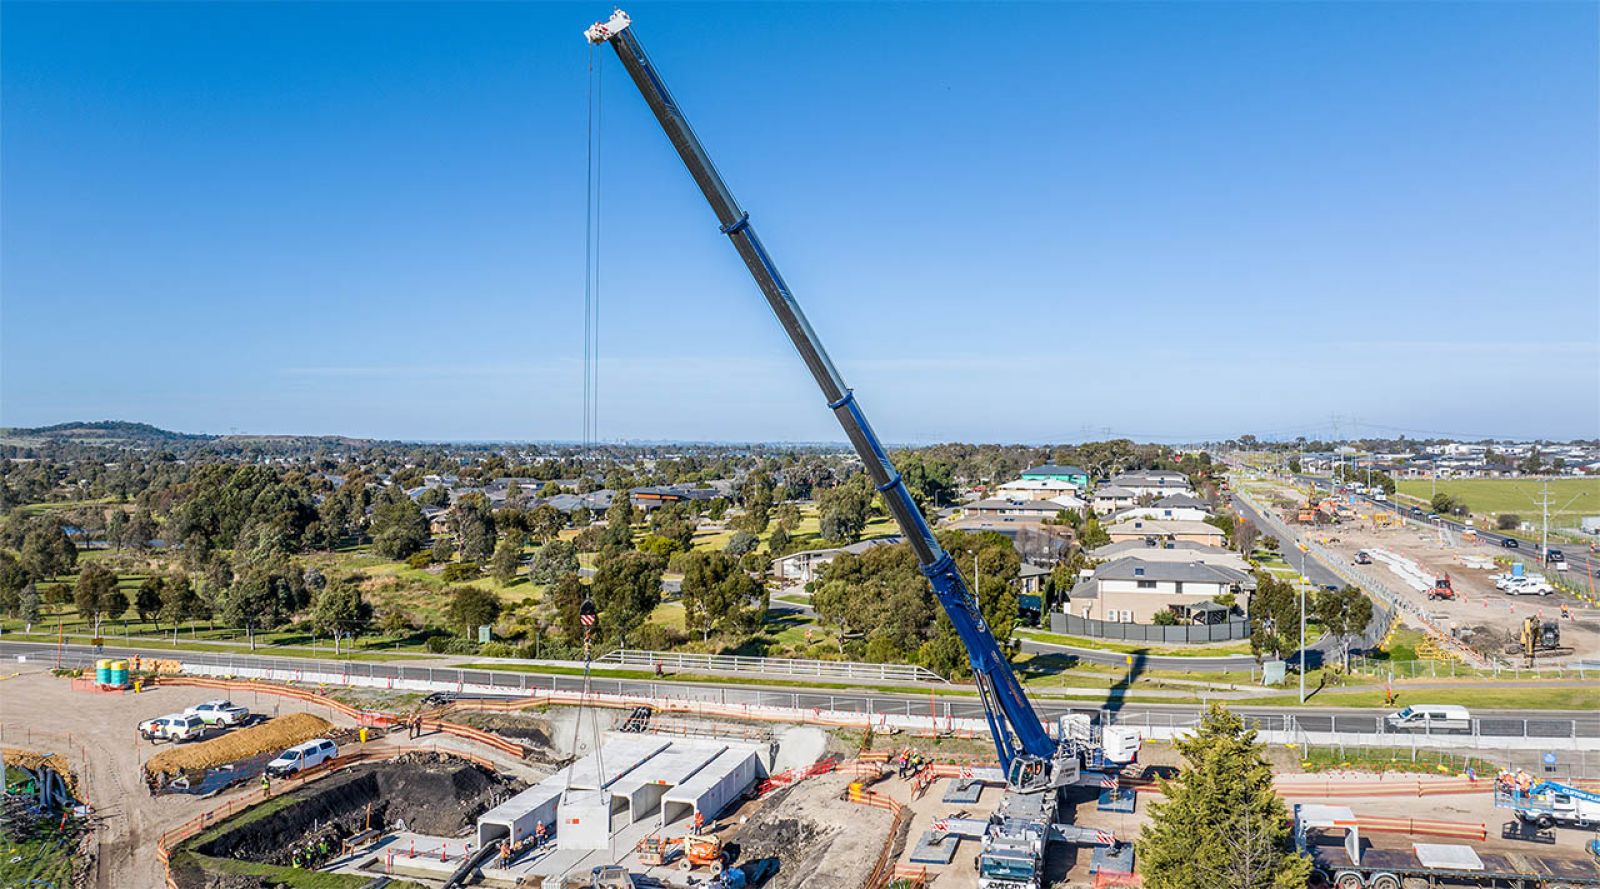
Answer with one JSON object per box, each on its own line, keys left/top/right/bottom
{"left": 1137, "top": 704, "right": 1311, "bottom": 889}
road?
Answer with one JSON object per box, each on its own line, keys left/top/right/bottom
{"left": 5, "top": 640, "right": 1594, "bottom": 740}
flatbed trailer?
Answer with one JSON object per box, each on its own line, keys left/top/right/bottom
{"left": 1297, "top": 805, "right": 1600, "bottom": 889}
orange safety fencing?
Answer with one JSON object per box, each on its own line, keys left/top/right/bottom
{"left": 1095, "top": 872, "right": 1144, "bottom": 888}
{"left": 890, "top": 864, "right": 928, "bottom": 887}
{"left": 152, "top": 676, "right": 525, "bottom": 759}
{"left": 154, "top": 743, "right": 501, "bottom": 889}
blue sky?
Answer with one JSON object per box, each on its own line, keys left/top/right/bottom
{"left": 3, "top": 2, "right": 1596, "bottom": 443}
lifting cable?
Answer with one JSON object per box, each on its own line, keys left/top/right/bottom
{"left": 566, "top": 42, "right": 608, "bottom": 806}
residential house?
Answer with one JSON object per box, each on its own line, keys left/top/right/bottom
{"left": 1110, "top": 504, "right": 1212, "bottom": 523}
{"left": 963, "top": 498, "right": 1069, "bottom": 522}
{"left": 770, "top": 536, "right": 903, "bottom": 584}
{"left": 1089, "top": 539, "right": 1249, "bottom": 573}
{"left": 1104, "top": 517, "right": 1225, "bottom": 547}
{"left": 1090, "top": 485, "right": 1138, "bottom": 515}
{"left": 629, "top": 485, "right": 722, "bottom": 511}
{"left": 996, "top": 477, "right": 1082, "bottom": 502}
{"left": 1020, "top": 464, "right": 1090, "bottom": 489}
{"left": 1066, "top": 557, "right": 1252, "bottom": 624}
{"left": 1107, "top": 471, "right": 1192, "bottom": 499}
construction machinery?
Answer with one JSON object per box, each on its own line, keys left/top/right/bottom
{"left": 587, "top": 11, "right": 1134, "bottom": 886}
{"left": 1497, "top": 779, "right": 1600, "bottom": 830}
{"left": 635, "top": 829, "right": 726, "bottom": 873}
{"left": 1507, "top": 615, "right": 1574, "bottom": 661}
{"left": 585, "top": 8, "right": 1098, "bottom": 799}
{"left": 1426, "top": 574, "right": 1456, "bottom": 601}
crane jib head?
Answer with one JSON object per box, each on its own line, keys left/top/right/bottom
{"left": 586, "top": 9, "right": 632, "bottom": 44}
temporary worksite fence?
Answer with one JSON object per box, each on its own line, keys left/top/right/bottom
{"left": 598, "top": 649, "right": 949, "bottom": 683}
{"left": 1048, "top": 612, "right": 1252, "bottom": 644}
{"left": 29, "top": 642, "right": 1600, "bottom": 751}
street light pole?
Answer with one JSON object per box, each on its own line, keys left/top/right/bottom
{"left": 1298, "top": 543, "right": 1308, "bottom": 704}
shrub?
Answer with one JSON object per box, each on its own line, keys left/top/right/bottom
{"left": 405, "top": 552, "right": 432, "bottom": 570}
{"left": 1152, "top": 610, "right": 1179, "bottom": 626}
{"left": 478, "top": 641, "right": 516, "bottom": 658}
{"left": 440, "top": 562, "right": 481, "bottom": 582}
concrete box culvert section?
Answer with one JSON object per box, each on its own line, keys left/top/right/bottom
{"left": 660, "top": 746, "right": 764, "bottom": 828}
{"left": 607, "top": 741, "right": 727, "bottom": 824}
{"left": 476, "top": 776, "right": 566, "bottom": 848}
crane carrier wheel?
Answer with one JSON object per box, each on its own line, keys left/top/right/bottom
{"left": 1366, "top": 874, "right": 1401, "bottom": 889}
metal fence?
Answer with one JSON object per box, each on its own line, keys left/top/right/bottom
{"left": 597, "top": 648, "right": 948, "bottom": 683}
{"left": 1047, "top": 612, "right": 1251, "bottom": 644}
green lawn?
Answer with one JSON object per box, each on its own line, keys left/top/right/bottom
{"left": 1396, "top": 477, "right": 1599, "bottom": 529}
{"left": 1253, "top": 685, "right": 1599, "bottom": 711}
{"left": 1015, "top": 628, "right": 1256, "bottom": 658}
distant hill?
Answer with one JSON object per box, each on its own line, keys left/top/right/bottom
{"left": 0, "top": 420, "right": 214, "bottom": 445}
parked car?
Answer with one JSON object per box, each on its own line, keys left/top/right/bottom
{"left": 266, "top": 738, "right": 339, "bottom": 777}
{"left": 1385, "top": 705, "right": 1471, "bottom": 733}
{"left": 1501, "top": 537, "right": 1520, "bottom": 549}
{"left": 1545, "top": 548, "right": 1565, "bottom": 565}
{"left": 1491, "top": 573, "right": 1517, "bottom": 590}
{"left": 185, "top": 700, "right": 250, "bottom": 726}
{"left": 1426, "top": 512, "right": 1439, "bottom": 520}
{"left": 139, "top": 713, "right": 207, "bottom": 743}
{"left": 1354, "top": 551, "right": 1372, "bottom": 565}
{"left": 1505, "top": 577, "right": 1553, "bottom": 596}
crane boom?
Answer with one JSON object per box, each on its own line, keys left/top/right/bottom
{"left": 585, "top": 10, "right": 1055, "bottom": 774}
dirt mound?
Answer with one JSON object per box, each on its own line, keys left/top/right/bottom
{"left": 731, "top": 775, "right": 892, "bottom": 889}
{"left": 147, "top": 713, "right": 333, "bottom": 779}
{"left": 193, "top": 754, "right": 516, "bottom": 864}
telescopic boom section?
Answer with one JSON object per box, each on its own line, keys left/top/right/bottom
{"left": 586, "top": 10, "right": 1054, "bottom": 768}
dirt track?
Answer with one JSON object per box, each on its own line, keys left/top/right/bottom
{"left": 0, "top": 669, "right": 360, "bottom": 889}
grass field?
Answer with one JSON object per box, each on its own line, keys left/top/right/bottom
{"left": 1396, "top": 477, "right": 1599, "bottom": 529}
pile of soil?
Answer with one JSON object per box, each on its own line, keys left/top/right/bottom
{"left": 731, "top": 775, "right": 892, "bottom": 889}
{"left": 194, "top": 753, "right": 518, "bottom": 865}
{"left": 146, "top": 713, "right": 333, "bottom": 778}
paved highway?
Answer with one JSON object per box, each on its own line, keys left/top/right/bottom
{"left": 4, "top": 639, "right": 1594, "bottom": 739}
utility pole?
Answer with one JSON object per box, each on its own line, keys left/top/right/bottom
{"left": 1298, "top": 543, "right": 1308, "bottom": 704}
{"left": 1538, "top": 480, "right": 1552, "bottom": 559}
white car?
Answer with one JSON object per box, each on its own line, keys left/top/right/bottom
{"left": 266, "top": 738, "right": 338, "bottom": 777}
{"left": 1505, "top": 578, "right": 1553, "bottom": 596}
{"left": 139, "top": 712, "right": 207, "bottom": 743}
{"left": 1385, "top": 705, "right": 1472, "bottom": 733}
{"left": 185, "top": 699, "right": 250, "bottom": 726}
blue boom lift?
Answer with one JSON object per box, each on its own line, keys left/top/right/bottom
{"left": 584, "top": 10, "right": 1074, "bottom": 794}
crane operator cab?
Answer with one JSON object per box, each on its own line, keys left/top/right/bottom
{"left": 1006, "top": 746, "right": 1083, "bottom": 794}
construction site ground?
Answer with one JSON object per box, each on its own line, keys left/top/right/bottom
{"left": 0, "top": 668, "right": 538, "bottom": 889}
{"left": 1302, "top": 515, "right": 1600, "bottom": 662}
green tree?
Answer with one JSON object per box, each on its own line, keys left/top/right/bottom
{"left": 545, "top": 572, "right": 586, "bottom": 640}
{"left": 590, "top": 549, "right": 665, "bottom": 644}
{"left": 160, "top": 574, "right": 206, "bottom": 628}
{"left": 817, "top": 475, "right": 873, "bottom": 544}
{"left": 723, "top": 531, "right": 759, "bottom": 558}
{"left": 491, "top": 532, "right": 525, "bottom": 584}
{"left": 0, "top": 551, "right": 26, "bottom": 617}
{"left": 452, "top": 493, "right": 498, "bottom": 562}
{"left": 445, "top": 585, "right": 502, "bottom": 637}
{"left": 530, "top": 539, "right": 580, "bottom": 585}
{"left": 528, "top": 504, "right": 565, "bottom": 542}
{"left": 737, "top": 476, "right": 774, "bottom": 534}
{"left": 938, "top": 529, "right": 1022, "bottom": 649}
{"left": 1077, "top": 513, "right": 1111, "bottom": 550}
{"left": 1247, "top": 572, "right": 1303, "bottom": 662}
{"left": 679, "top": 551, "right": 762, "bottom": 640}
{"left": 18, "top": 583, "right": 41, "bottom": 625}
{"left": 1138, "top": 704, "right": 1311, "bottom": 889}
{"left": 417, "top": 486, "right": 450, "bottom": 508}
{"left": 20, "top": 517, "right": 77, "bottom": 579}
{"left": 1496, "top": 513, "right": 1522, "bottom": 531}
{"left": 1314, "top": 586, "right": 1374, "bottom": 671}
{"left": 371, "top": 487, "right": 428, "bottom": 559}
{"left": 767, "top": 524, "right": 792, "bottom": 556}
{"left": 135, "top": 576, "right": 164, "bottom": 624}
{"left": 74, "top": 562, "right": 119, "bottom": 631}
{"left": 310, "top": 582, "right": 372, "bottom": 638}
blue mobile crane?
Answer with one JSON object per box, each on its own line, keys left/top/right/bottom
{"left": 584, "top": 9, "right": 1073, "bottom": 795}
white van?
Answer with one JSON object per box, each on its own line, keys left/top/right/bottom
{"left": 1385, "top": 705, "right": 1471, "bottom": 733}
{"left": 266, "top": 738, "right": 338, "bottom": 776}
{"left": 138, "top": 712, "right": 207, "bottom": 743}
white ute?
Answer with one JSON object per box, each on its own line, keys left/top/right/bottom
{"left": 185, "top": 699, "right": 250, "bottom": 726}
{"left": 1384, "top": 705, "right": 1471, "bottom": 733}
{"left": 139, "top": 712, "right": 207, "bottom": 743}
{"left": 266, "top": 738, "right": 338, "bottom": 777}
